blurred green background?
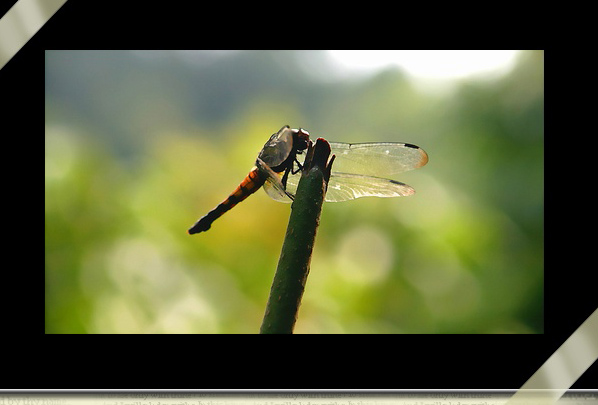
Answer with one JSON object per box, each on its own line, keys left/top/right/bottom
{"left": 45, "top": 50, "right": 543, "bottom": 334}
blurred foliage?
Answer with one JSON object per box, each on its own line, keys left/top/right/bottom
{"left": 45, "top": 50, "right": 543, "bottom": 333}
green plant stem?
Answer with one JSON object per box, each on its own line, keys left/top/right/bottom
{"left": 260, "top": 139, "right": 332, "bottom": 334}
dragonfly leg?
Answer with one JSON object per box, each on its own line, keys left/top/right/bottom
{"left": 292, "top": 157, "right": 303, "bottom": 174}
{"left": 281, "top": 165, "right": 292, "bottom": 188}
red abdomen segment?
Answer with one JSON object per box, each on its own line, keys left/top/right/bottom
{"left": 188, "top": 167, "right": 267, "bottom": 234}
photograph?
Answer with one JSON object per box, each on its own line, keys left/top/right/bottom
{"left": 45, "top": 50, "right": 544, "bottom": 335}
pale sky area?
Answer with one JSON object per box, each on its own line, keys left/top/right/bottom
{"left": 167, "top": 50, "right": 524, "bottom": 94}
{"left": 326, "top": 50, "right": 522, "bottom": 80}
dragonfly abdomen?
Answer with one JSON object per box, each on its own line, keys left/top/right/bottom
{"left": 188, "top": 167, "right": 267, "bottom": 234}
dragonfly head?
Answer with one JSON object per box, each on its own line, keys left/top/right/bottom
{"left": 292, "top": 128, "right": 310, "bottom": 152}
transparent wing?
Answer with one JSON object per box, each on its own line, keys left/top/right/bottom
{"left": 257, "top": 125, "right": 294, "bottom": 168}
{"left": 263, "top": 180, "right": 293, "bottom": 203}
{"left": 325, "top": 173, "right": 415, "bottom": 202}
{"left": 266, "top": 171, "right": 414, "bottom": 203}
{"left": 329, "top": 142, "right": 428, "bottom": 176}
{"left": 257, "top": 158, "right": 294, "bottom": 203}
{"left": 259, "top": 140, "right": 427, "bottom": 203}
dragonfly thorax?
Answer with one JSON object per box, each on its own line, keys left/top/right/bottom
{"left": 258, "top": 126, "right": 311, "bottom": 172}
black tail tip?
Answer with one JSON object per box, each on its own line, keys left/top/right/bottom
{"left": 188, "top": 221, "right": 211, "bottom": 235}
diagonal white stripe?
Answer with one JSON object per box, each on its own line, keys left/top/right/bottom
{"left": 507, "top": 308, "right": 598, "bottom": 404}
{"left": 0, "top": 0, "right": 67, "bottom": 70}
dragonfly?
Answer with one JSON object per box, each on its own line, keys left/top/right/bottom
{"left": 188, "top": 125, "right": 428, "bottom": 234}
